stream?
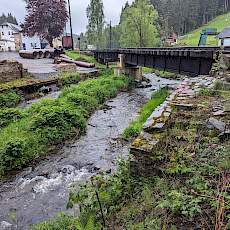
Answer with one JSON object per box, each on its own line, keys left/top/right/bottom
{"left": 0, "top": 74, "right": 179, "bottom": 229}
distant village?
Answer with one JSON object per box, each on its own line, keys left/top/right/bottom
{"left": 0, "top": 13, "right": 86, "bottom": 52}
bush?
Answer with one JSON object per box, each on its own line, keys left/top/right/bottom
{"left": 0, "top": 108, "right": 24, "bottom": 128}
{"left": 0, "top": 133, "right": 44, "bottom": 173}
{"left": 58, "top": 72, "right": 82, "bottom": 86}
{"left": 64, "top": 93, "right": 98, "bottom": 115}
{"left": 0, "top": 90, "right": 21, "bottom": 108}
{"left": 30, "top": 105, "right": 86, "bottom": 144}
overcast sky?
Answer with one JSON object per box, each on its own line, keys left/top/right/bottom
{"left": 1, "top": 0, "right": 134, "bottom": 34}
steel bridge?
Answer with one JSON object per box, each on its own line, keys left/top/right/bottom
{"left": 93, "top": 47, "right": 230, "bottom": 76}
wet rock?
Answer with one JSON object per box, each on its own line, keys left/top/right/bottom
{"left": 18, "top": 167, "right": 33, "bottom": 178}
{"left": 130, "top": 132, "right": 160, "bottom": 156}
{"left": 39, "top": 86, "right": 52, "bottom": 94}
{"left": 61, "top": 165, "right": 75, "bottom": 174}
{"left": 136, "top": 81, "right": 152, "bottom": 88}
{"left": 219, "top": 130, "right": 230, "bottom": 141}
{"left": 152, "top": 122, "right": 166, "bottom": 131}
{"left": 163, "top": 112, "right": 171, "bottom": 118}
{"left": 170, "top": 102, "right": 194, "bottom": 111}
{"left": 208, "top": 118, "right": 226, "bottom": 132}
{"left": 92, "top": 160, "right": 112, "bottom": 173}
{"left": 0, "top": 221, "right": 13, "bottom": 230}
{"left": 213, "top": 110, "right": 226, "bottom": 116}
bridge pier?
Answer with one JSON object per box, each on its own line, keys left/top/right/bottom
{"left": 114, "top": 54, "right": 143, "bottom": 81}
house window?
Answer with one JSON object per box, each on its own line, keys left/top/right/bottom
{"left": 2, "top": 32, "right": 4, "bottom": 35}
{"left": 8, "top": 31, "right": 11, "bottom": 35}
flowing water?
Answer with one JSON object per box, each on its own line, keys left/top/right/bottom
{"left": 0, "top": 74, "right": 179, "bottom": 229}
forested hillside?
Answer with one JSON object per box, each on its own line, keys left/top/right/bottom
{"left": 0, "top": 13, "right": 18, "bottom": 25}
{"left": 151, "top": 0, "right": 230, "bottom": 37}
{"left": 99, "top": 0, "right": 230, "bottom": 49}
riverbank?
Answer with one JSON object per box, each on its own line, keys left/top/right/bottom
{"left": 0, "top": 74, "right": 180, "bottom": 228}
{"left": 0, "top": 71, "right": 133, "bottom": 176}
{"left": 33, "top": 76, "right": 229, "bottom": 229}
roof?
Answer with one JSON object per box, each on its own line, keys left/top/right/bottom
{"left": 216, "top": 27, "right": 230, "bottom": 39}
{"left": 0, "top": 22, "right": 22, "bottom": 33}
{"left": 0, "top": 39, "right": 15, "bottom": 43}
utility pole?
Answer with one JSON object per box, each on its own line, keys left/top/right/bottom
{"left": 68, "top": 0, "right": 74, "bottom": 50}
{"left": 109, "top": 21, "right": 112, "bottom": 49}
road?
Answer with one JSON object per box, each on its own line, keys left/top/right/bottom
{"left": 0, "top": 52, "right": 57, "bottom": 80}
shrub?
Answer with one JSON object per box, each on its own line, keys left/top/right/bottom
{"left": 58, "top": 72, "right": 82, "bottom": 86}
{"left": 30, "top": 105, "right": 86, "bottom": 144}
{"left": 64, "top": 93, "right": 98, "bottom": 115}
{"left": 0, "top": 90, "right": 21, "bottom": 108}
{"left": 0, "top": 134, "right": 44, "bottom": 173}
{"left": 0, "top": 108, "right": 24, "bottom": 128}
{"left": 157, "top": 190, "right": 202, "bottom": 218}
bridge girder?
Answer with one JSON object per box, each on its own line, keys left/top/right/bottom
{"left": 94, "top": 47, "right": 230, "bottom": 76}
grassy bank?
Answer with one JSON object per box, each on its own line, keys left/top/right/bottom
{"left": 123, "top": 88, "right": 169, "bottom": 138}
{"left": 0, "top": 73, "right": 133, "bottom": 176}
{"left": 34, "top": 88, "right": 230, "bottom": 229}
{"left": 178, "top": 13, "right": 230, "bottom": 46}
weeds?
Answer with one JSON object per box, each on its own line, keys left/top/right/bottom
{"left": 0, "top": 90, "right": 21, "bottom": 108}
{"left": 123, "top": 88, "right": 168, "bottom": 138}
{"left": 0, "top": 108, "right": 24, "bottom": 128}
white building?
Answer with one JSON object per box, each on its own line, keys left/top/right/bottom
{"left": 0, "top": 22, "right": 20, "bottom": 51}
{"left": 21, "top": 34, "right": 41, "bottom": 50}
{"left": 217, "top": 27, "right": 230, "bottom": 46}
{"left": 0, "top": 22, "right": 42, "bottom": 51}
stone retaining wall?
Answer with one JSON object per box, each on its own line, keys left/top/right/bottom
{"left": 0, "top": 60, "right": 28, "bottom": 83}
{"left": 130, "top": 76, "right": 215, "bottom": 177}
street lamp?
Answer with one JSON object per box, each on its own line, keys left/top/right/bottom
{"left": 67, "top": 0, "right": 74, "bottom": 50}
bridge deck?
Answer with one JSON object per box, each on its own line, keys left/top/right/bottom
{"left": 94, "top": 47, "right": 230, "bottom": 76}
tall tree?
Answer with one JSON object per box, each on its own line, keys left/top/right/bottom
{"left": 22, "top": 0, "right": 68, "bottom": 46}
{"left": 0, "top": 13, "right": 18, "bottom": 25}
{"left": 86, "top": 0, "right": 105, "bottom": 48}
{"left": 120, "top": 0, "right": 160, "bottom": 47}
{"left": 151, "top": 0, "right": 230, "bottom": 36}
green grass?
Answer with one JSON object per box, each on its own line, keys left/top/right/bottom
{"left": 0, "top": 73, "right": 133, "bottom": 175}
{"left": 32, "top": 213, "right": 97, "bottom": 230}
{"left": 178, "top": 13, "right": 230, "bottom": 46}
{"left": 123, "top": 88, "right": 169, "bottom": 138}
{"left": 65, "top": 51, "right": 105, "bottom": 68}
{"left": 57, "top": 72, "right": 93, "bottom": 86}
